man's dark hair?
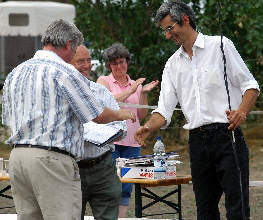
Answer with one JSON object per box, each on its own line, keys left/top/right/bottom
{"left": 155, "top": 1, "right": 196, "bottom": 30}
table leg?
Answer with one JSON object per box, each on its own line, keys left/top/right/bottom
{"left": 135, "top": 183, "right": 142, "bottom": 218}
{"left": 0, "top": 185, "right": 13, "bottom": 199}
{"left": 178, "top": 184, "right": 182, "bottom": 220}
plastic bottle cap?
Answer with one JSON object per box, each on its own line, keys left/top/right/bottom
{"left": 156, "top": 136, "right": 161, "bottom": 141}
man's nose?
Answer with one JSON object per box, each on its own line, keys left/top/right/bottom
{"left": 165, "top": 31, "right": 172, "bottom": 40}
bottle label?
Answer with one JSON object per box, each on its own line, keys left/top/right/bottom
{"left": 154, "top": 158, "right": 165, "bottom": 168}
{"left": 166, "top": 166, "right": 176, "bottom": 179}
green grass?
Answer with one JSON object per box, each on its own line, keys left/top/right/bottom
{"left": 0, "top": 142, "right": 12, "bottom": 159}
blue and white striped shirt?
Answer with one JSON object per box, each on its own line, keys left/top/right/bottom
{"left": 1, "top": 50, "right": 104, "bottom": 159}
{"left": 82, "top": 81, "right": 127, "bottom": 159}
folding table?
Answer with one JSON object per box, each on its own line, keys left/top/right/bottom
{"left": 121, "top": 175, "right": 192, "bottom": 219}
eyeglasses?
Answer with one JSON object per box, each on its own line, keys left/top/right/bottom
{"left": 110, "top": 59, "right": 127, "bottom": 66}
{"left": 162, "top": 22, "right": 177, "bottom": 35}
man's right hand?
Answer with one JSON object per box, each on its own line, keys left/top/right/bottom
{"left": 118, "top": 109, "right": 136, "bottom": 122}
{"left": 134, "top": 125, "right": 151, "bottom": 146}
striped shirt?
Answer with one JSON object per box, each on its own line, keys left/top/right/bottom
{"left": 1, "top": 50, "right": 104, "bottom": 159}
{"left": 82, "top": 81, "right": 127, "bottom": 159}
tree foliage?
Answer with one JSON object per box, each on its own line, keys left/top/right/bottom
{"left": 73, "top": 0, "right": 177, "bottom": 103}
{"left": 72, "top": 0, "right": 263, "bottom": 132}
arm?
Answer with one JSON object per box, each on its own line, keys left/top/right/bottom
{"left": 137, "top": 91, "right": 148, "bottom": 119}
{"left": 103, "top": 87, "right": 128, "bottom": 142}
{"left": 114, "top": 78, "right": 146, "bottom": 102}
{"left": 223, "top": 38, "right": 260, "bottom": 130}
{"left": 135, "top": 62, "right": 178, "bottom": 146}
{"left": 134, "top": 113, "right": 166, "bottom": 146}
{"left": 97, "top": 77, "right": 147, "bottom": 102}
{"left": 99, "top": 85, "right": 127, "bottom": 140}
{"left": 56, "top": 69, "right": 105, "bottom": 123}
{"left": 226, "top": 89, "right": 259, "bottom": 130}
{"left": 137, "top": 80, "right": 159, "bottom": 119}
{"left": 1, "top": 81, "right": 9, "bottom": 126}
{"left": 93, "top": 107, "right": 136, "bottom": 124}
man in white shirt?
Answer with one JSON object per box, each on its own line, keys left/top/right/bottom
{"left": 70, "top": 45, "right": 124, "bottom": 220}
{"left": 135, "top": 1, "right": 259, "bottom": 220}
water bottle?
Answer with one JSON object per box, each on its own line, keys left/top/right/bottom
{"left": 153, "top": 136, "right": 166, "bottom": 168}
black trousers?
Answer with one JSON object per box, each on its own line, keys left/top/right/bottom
{"left": 78, "top": 152, "right": 121, "bottom": 220}
{"left": 189, "top": 123, "right": 250, "bottom": 220}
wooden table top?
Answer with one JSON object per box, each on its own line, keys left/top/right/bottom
{"left": 0, "top": 175, "right": 10, "bottom": 181}
{"left": 1, "top": 175, "right": 192, "bottom": 187}
{"left": 120, "top": 175, "right": 192, "bottom": 187}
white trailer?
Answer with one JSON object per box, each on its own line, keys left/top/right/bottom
{"left": 0, "top": 1, "right": 75, "bottom": 75}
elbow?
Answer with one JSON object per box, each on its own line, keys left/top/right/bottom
{"left": 92, "top": 108, "right": 109, "bottom": 124}
{"left": 92, "top": 107, "right": 117, "bottom": 124}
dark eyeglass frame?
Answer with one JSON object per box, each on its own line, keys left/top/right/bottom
{"left": 162, "top": 22, "right": 177, "bottom": 35}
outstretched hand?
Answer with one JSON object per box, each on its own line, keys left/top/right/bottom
{"left": 142, "top": 80, "right": 159, "bottom": 93}
{"left": 134, "top": 125, "right": 151, "bottom": 146}
{"left": 130, "top": 78, "right": 146, "bottom": 93}
{"left": 226, "top": 110, "right": 246, "bottom": 130}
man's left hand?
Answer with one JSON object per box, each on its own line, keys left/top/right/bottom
{"left": 226, "top": 110, "right": 246, "bottom": 130}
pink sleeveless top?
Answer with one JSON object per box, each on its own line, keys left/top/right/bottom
{"left": 99, "top": 73, "right": 141, "bottom": 147}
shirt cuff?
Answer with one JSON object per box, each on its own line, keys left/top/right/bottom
{"left": 241, "top": 80, "right": 260, "bottom": 96}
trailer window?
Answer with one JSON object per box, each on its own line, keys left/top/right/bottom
{"left": 9, "top": 13, "right": 29, "bottom": 26}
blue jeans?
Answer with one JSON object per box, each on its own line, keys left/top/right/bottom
{"left": 112, "top": 145, "right": 141, "bottom": 206}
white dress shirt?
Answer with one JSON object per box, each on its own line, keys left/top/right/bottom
{"left": 153, "top": 33, "right": 260, "bottom": 130}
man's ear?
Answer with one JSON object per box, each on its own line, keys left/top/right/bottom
{"left": 182, "top": 14, "right": 190, "bottom": 25}
{"left": 65, "top": 40, "right": 72, "bottom": 50}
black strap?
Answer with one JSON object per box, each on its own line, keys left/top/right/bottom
{"left": 217, "top": 2, "right": 246, "bottom": 219}
{"left": 217, "top": 1, "right": 231, "bottom": 111}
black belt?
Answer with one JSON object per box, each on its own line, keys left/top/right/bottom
{"left": 14, "top": 144, "right": 75, "bottom": 159}
{"left": 77, "top": 151, "right": 110, "bottom": 168}
{"left": 190, "top": 123, "right": 229, "bottom": 134}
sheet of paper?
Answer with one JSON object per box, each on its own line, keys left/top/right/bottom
{"left": 83, "top": 121, "right": 123, "bottom": 146}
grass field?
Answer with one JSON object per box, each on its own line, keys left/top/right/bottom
{"left": 1, "top": 125, "right": 263, "bottom": 219}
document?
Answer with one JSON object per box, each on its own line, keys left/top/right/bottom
{"left": 83, "top": 121, "right": 124, "bottom": 147}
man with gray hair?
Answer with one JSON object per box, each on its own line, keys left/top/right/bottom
{"left": 2, "top": 19, "right": 135, "bottom": 220}
{"left": 70, "top": 44, "right": 123, "bottom": 220}
{"left": 135, "top": 1, "right": 259, "bottom": 220}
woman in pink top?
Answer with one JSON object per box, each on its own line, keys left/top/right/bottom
{"left": 97, "top": 42, "right": 158, "bottom": 218}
